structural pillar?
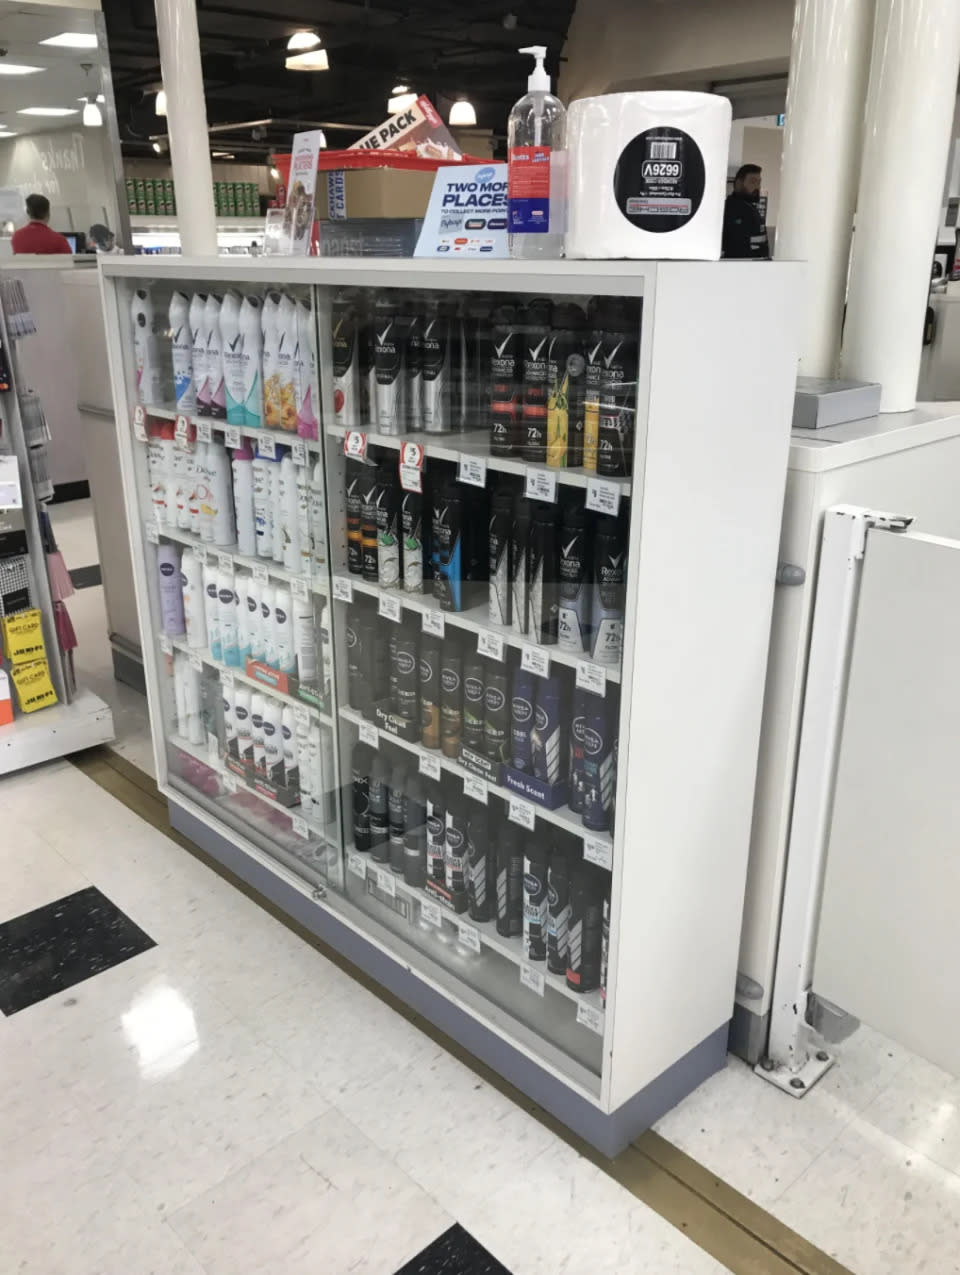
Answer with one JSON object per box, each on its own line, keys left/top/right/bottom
{"left": 776, "top": 0, "right": 874, "bottom": 377}
{"left": 840, "top": 0, "right": 960, "bottom": 410}
{"left": 154, "top": 0, "right": 217, "bottom": 256}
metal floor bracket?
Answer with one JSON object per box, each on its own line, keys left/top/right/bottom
{"left": 755, "top": 1045, "right": 836, "bottom": 1097}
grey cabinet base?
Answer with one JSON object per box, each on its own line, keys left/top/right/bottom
{"left": 170, "top": 799, "right": 727, "bottom": 1158}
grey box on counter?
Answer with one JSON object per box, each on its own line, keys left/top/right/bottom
{"left": 792, "top": 377, "right": 882, "bottom": 430}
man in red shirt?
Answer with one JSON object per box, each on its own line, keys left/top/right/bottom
{"left": 11, "top": 194, "right": 72, "bottom": 254}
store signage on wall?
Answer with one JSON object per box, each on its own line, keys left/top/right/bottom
{"left": 414, "top": 163, "right": 508, "bottom": 258}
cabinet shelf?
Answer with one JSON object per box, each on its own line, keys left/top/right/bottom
{"left": 326, "top": 423, "right": 633, "bottom": 497}
{"left": 332, "top": 572, "right": 620, "bottom": 685}
{"left": 345, "top": 846, "right": 605, "bottom": 1021}
{"left": 143, "top": 402, "right": 324, "bottom": 453}
{"left": 163, "top": 633, "right": 332, "bottom": 726}
{"left": 154, "top": 522, "right": 329, "bottom": 596}
{"left": 339, "top": 705, "right": 613, "bottom": 861}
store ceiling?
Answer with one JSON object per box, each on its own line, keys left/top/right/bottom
{"left": 0, "top": 6, "right": 102, "bottom": 138}
{"left": 101, "top": 0, "right": 577, "bottom": 159}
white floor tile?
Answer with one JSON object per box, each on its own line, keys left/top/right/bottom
{"left": 773, "top": 1117, "right": 960, "bottom": 1275}
{"left": 168, "top": 1109, "right": 452, "bottom": 1275}
{"left": 0, "top": 816, "right": 90, "bottom": 922}
{"left": 861, "top": 1052, "right": 960, "bottom": 1177}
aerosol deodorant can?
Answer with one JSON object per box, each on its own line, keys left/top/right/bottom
{"left": 444, "top": 789, "right": 469, "bottom": 896}
{"left": 425, "top": 779, "right": 446, "bottom": 885}
{"left": 523, "top": 840, "right": 550, "bottom": 962}
{"left": 404, "top": 302, "right": 423, "bottom": 432}
{"left": 511, "top": 665, "right": 536, "bottom": 771}
{"left": 529, "top": 502, "right": 559, "bottom": 645}
{"left": 376, "top": 459, "right": 401, "bottom": 589}
{"left": 511, "top": 496, "right": 532, "bottom": 636}
{"left": 582, "top": 691, "right": 615, "bottom": 832}
{"left": 532, "top": 673, "right": 565, "bottom": 784}
{"left": 401, "top": 488, "right": 424, "bottom": 594}
{"left": 547, "top": 303, "right": 587, "bottom": 469}
{"left": 488, "top": 482, "right": 514, "bottom": 627}
{"left": 496, "top": 824, "right": 524, "bottom": 937}
{"left": 374, "top": 295, "right": 404, "bottom": 434}
{"left": 558, "top": 498, "right": 591, "bottom": 651}
{"left": 596, "top": 302, "right": 639, "bottom": 478}
{"left": 440, "top": 636, "right": 463, "bottom": 758}
{"left": 521, "top": 299, "right": 552, "bottom": 463}
{"left": 462, "top": 657, "right": 486, "bottom": 752}
{"left": 490, "top": 303, "right": 521, "bottom": 456}
{"left": 394, "top": 622, "right": 419, "bottom": 725}
{"left": 547, "top": 849, "right": 572, "bottom": 975}
{"left": 591, "top": 514, "right": 626, "bottom": 666}
{"left": 569, "top": 686, "right": 589, "bottom": 814}
{"left": 601, "top": 891, "right": 610, "bottom": 1006}
{"left": 583, "top": 298, "right": 606, "bottom": 473}
{"left": 331, "top": 290, "right": 359, "bottom": 428}
{"left": 466, "top": 800, "right": 492, "bottom": 922}
{"left": 420, "top": 633, "right": 441, "bottom": 750}
{"left": 368, "top": 755, "right": 390, "bottom": 862}
{"left": 567, "top": 864, "right": 604, "bottom": 993}
{"left": 388, "top": 763, "right": 408, "bottom": 874}
{"left": 360, "top": 466, "right": 381, "bottom": 583}
{"left": 421, "top": 296, "right": 451, "bottom": 433}
{"left": 432, "top": 479, "right": 464, "bottom": 612}
{"left": 352, "top": 742, "right": 373, "bottom": 852}
{"left": 403, "top": 774, "right": 427, "bottom": 888}
{"left": 345, "top": 459, "right": 364, "bottom": 575}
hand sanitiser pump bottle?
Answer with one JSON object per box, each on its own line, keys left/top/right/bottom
{"left": 507, "top": 46, "right": 566, "bottom": 260}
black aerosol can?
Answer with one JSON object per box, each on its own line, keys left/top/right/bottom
{"left": 532, "top": 672, "right": 565, "bottom": 785}
{"left": 345, "top": 459, "right": 364, "bottom": 575}
{"left": 601, "top": 891, "right": 610, "bottom": 1007}
{"left": 547, "top": 848, "right": 572, "bottom": 975}
{"left": 393, "top": 621, "right": 419, "bottom": 725}
{"left": 547, "top": 302, "right": 586, "bottom": 469}
{"left": 425, "top": 778, "right": 446, "bottom": 884}
{"left": 401, "top": 488, "right": 424, "bottom": 594}
{"left": 376, "top": 459, "right": 401, "bottom": 589}
{"left": 558, "top": 497, "right": 591, "bottom": 652}
{"left": 404, "top": 301, "right": 423, "bottom": 432}
{"left": 420, "top": 632, "right": 441, "bottom": 750}
{"left": 374, "top": 295, "right": 404, "bottom": 434}
{"left": 596, "top": 300, "right": 640, "bottom": 478}
{"left": 368, "top": 754, "right": 390, "bottom": 862}
{"left": 511, "top": 665, "right": 536, "bottom": 771}
{"left": 466, "top": 800, "right": 492, "bottom": 922}
{"left": 388, "top": 763, "right": 408, "bottom": 874}
{"left": 421, "top": 296, "right": 452, "bottom": 433}
{"left": 331, "top": 290, "right": 360, "bottom": 428}
{"left": 488, "top": 481, "right": 514, "bottom": 627}
{"left": 567, "top": 864, "right": 604, "bottom": 993}
{"left": 496, "top": 824, "right": 524, "bottom": 937}
{"left": 529, "top": 502, "right": 559, "bottom": 645}
{"left": 403, "top": 774, "right": 427, "bottom": 888}
{"left": 569, "top": 685, "right": 589, "bottom": 814}
{"left": 590, "top": 514, "right": 626, "bottom": 666}
{"left": 582, "top": 690, "right": 615, "bottom": 832}
{"left": 360, "top": 466, "right": 381, "bottom": 583}
{"left": 462, "top": 657, "right": 486, "bottom": 752}
{"left": 483, "top": 663, "right": 509, "bottom": 763}
{"left": 511, "top": 495, "right": 533, "bottom": 636}
{"left": 440, "top": 636, "right": 463, "bottom": 758}
{"left": 444, "top": 787, "right": 469, "bottom": 896}
{"left": 489, "top": 303, "right": 521, "bottom": 456}
{"left": 351, "top": 742, "right": 373, "bottom": 852}
{"left": 523, "top": 838, "right": 550, "bottom": 962}
{"left": 432, "top": 479, "right": 464, "bottom": 612}
{"left": 521, "top": 299, "right": 552, "bottom": 463}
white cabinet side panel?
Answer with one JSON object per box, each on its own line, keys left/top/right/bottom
{"left": 607, "top": 262, "right": 802, "bottom": 1108}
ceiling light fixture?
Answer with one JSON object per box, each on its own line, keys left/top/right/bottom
{"left": 448, "top": 99, "right": 477, "bottom": 127}
{"left": 212, "top": 151, "right": 235, "bottom": 159}
{"left": 17, "top": 106, "right": 78, "bottom": 117}
{"left": 286, "top": 31, "right": 320, "bottom": 51}
{"left": 0, "top": 133, "right": 18, "bottom": 140}
{"left": 285, "top": 48, "right": 329, "bottom": 71}
{"left": 152, "top": 141, "right": 163, "bottom": 153}
{"left": 155, "top": 88, "right": 167, "bottom": 116}
{"left": 270, "top": 166, "right": 281, "bottom": 180}
{"left": 388, "top": 85, "right": 417, "bottom": 114}
{"left": 40, "top": 32, "right": 98, "bottom": 49}
{"left": 0, "top": 64, "right": 44, "bottom": 77}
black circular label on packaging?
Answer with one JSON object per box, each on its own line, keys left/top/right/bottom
{"left": 613, "top": 126, "right": 705, "bottom": 234}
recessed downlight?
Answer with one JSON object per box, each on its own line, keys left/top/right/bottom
{"left": 0, "top": 64, "right": 44, "bottom": 77}
{"left": 18, "top": 107, "right": 79, "bottom": 117}
{"left": 40, "top": 32, "right": 98, "bottom": 49}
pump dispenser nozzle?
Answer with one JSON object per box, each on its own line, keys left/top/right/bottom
{"left": 519, "top": 45, "right": 550, "bottom": 92}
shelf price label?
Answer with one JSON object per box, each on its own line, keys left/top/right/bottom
{"left": 521, "top": 645, "right": 550, "bottom": 678}
{"left": 399, "top": 441, "right": 424, "bottom": 494}
{"left": 217, "top": 552, "right": 233, "bottom": 574}
{"left": 133, "top": 404, "right": 147, "bottom": 441}
{"left": 420, "top": 899, "right": 443, "bottom": 929}
{"left": 575, "top": 660, "right": 606, "bottom": 695}
{"left": 333, "top": 576, "right": 354, "bottom": 604}
{"left": 222, "top": 771, "right": 238, "bottom": 794}
{"left": 195, "top": 546, "right": 208, "bottom": 565}
{"left": 292, "top": 577, "right": 309, "bottom": 602}
{"left": 463, "top": 774, "right": 487, "bottom": 804}
{"left": 224, "top": 426, "right": 242, "bottom": 449}
{"left": 348, "top": 851, "right": 367, "bottom": 880}
{"left": 419, "top": 753, "right": 441, "bottom": 782}
{"left": 258, "top": 435, "right": 277, "bottom": 459}
{"left": 253, "top": 563, "right": 269, "bottom": 584}
{"left": 291, "top": 815, "right": 309, "bottom": 839}
{"left": 586, "top": 477, "right": 622, "bottom": 517}
{"left": 576, "top": 1002, "right": 605, "bottom": 1035}
{"left": 477, "top": 630, "right": 505, "bottom": 662}
{"left": 583, "top": 836, "right": 613, "bottom": 872}
{"left": 344, "top": 429, "right": 367, "bottom": 461}
{"left": 525, "top": 468, "right": 557, "bottom": 504}
{"left": 421, "top": 609, "right": 444, "bottom": 638}
{"left": 457, "top": 921, "right": 481, "bottom": 954}
{"left": 359, "top": 720, "right": 378, "bottom": 747}
{"left": 145, "top": 523, "right": 160, "bottom": 545}
{"left": 379, "top": 593, "right": 402, "bottom": 623}
{"left": 458, "top": 456, "right": 487, "bottom": 488}
{"left": 508, "top": 797, "right": 536, "bottom": 831}
{"left": 188, "top": 651, "right": 203, "bottom": 673}
{"left": 520, "top": 963, "right": 545, "bottom": 997}
{"left": 294, "top": 705, "right": 311, "bottom": 731}
{"left": 292, "top": 439, "right": 308, "bottom": 466}
{"left": 221, "top": 670, "right": 235, "bottom": 689}
{"left": 159, "top": 635, "right": 173, "bottom": 656}
{"left": 174, "top": 413, "right": 191, "bottom": 444}
{"left": 196, "top": 421, "right": 213, "bottom": 443}
{"left": 376, "top": 868, "right": 396, "bottom": 899}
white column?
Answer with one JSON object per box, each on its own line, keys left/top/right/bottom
{"left": 154, "top": 0, "right": 217, "bottom": 256}
{"left": 775, "top": 0, "right": 874, "bottom": 378}
{"left": 841, "top": 0, "right": 960, "bottom": 410}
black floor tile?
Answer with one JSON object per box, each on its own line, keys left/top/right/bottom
{"left": 394, "top": 1224, "right": 513, "bottom": 1275}
{"left": 68, "top": 563, "right": 102, "bottom": 590}
{"left": 0, "top": 886, "right": 155, "bottom": 1015}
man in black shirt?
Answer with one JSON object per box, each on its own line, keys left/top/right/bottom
{"left": 722, "top": 164, "right": 769, "bottom": 259}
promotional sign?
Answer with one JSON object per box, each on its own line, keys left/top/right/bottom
{"left": 414, "top": 163, "right": 508, "bottom": 258}
{"left": 276, "top": 128, "right": 326, "bottom": 254}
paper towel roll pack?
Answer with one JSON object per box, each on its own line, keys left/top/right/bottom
{"left": 566, "top": 91, "right": 732, "bottom": 260}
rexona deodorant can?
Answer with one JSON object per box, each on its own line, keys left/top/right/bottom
{"left": 169, "top": 291, "right": 196, "bottom": 414}
{"left": 219, "top": 291, "right": 244, "bottom": 426}
{"left": 566, "top": 91, "right": 732, "bottom": 260}
{"left": 238, "top": 294, "right": 263, "bottom": 428}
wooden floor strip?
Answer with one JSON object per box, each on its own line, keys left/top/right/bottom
{"left": 69, "top": 744, "right": 853, "bottom": 1275}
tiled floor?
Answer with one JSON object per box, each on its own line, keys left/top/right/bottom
{"left": 0, "top": 759, "right": 731, "bottom": 1275}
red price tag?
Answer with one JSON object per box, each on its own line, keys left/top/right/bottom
{"left": 401, "top": 441, "right": 424, "bottom": 469}
{"left": 344, "top": 430, "right": 367, "bottom": 461}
